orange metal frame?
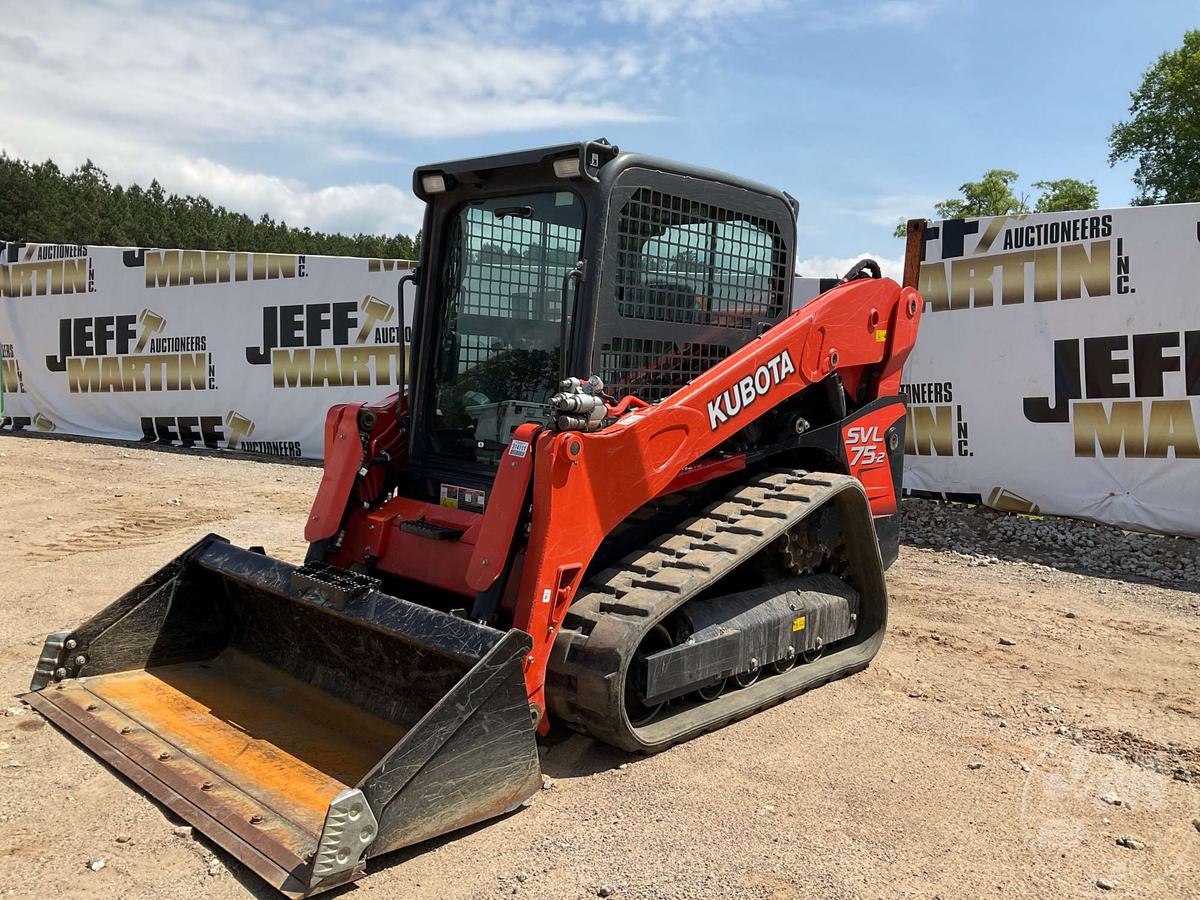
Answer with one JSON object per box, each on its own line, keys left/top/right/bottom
{"left": 308, "top": 277, "right": 922, "bottom": 728}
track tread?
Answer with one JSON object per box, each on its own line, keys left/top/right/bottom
{"left": 547, "top": 468, "right": 884, "bottom": 752}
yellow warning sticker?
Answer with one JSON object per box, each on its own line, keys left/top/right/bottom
{"left": 792, "top": 615, "right": 807, "bottom": 632}
{"left": 874, "top": 328, "right": 888, "bottom": 342}
{"left": 439, "top": 483, "right": 486, "bottom": 512}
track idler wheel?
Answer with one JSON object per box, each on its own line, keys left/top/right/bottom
{"left": 801, "top": 636, "right": 826, "bottom": 664}
{"left": 770, "top": 646, "right": 797, "bottom": 674}
{"left": 693, "top": 678, "right": 726, "bottom": 702}
{"left": 624, "top": 623, "right": 674, "bottom": 727}
{"left": 732, "top": 657, "right": 761, "bottom": 689}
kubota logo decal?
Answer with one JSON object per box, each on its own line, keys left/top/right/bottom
{"left": 707, "top": 349, "right": 796, "bottom": 430}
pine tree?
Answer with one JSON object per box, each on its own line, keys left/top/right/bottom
{"left": 0, "top": 152, "right": 418, "bottom": 260}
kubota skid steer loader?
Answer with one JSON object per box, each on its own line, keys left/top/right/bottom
{"left": 25, "top": 139, "right": 924, "bottom": 896}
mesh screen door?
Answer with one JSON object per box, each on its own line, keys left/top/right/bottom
{"left": 429, "top": 190, "right": 584, "bottom": 460}
{"left": 594, "top": 177, "right": 790, "bottom": 402}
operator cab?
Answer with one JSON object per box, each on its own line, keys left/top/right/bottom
{"left": 406, "top": 140, "right": 798, "bottom": 493}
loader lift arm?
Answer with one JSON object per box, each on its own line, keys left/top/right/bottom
{"left": 497, "top": 274, "right": 921, "bottom": 724}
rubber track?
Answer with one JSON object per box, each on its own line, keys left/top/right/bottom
{"left": 547, "top": 469, "right": 887, "bottom": 753}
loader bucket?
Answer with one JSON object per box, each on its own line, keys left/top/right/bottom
{"left": 23, "top": 535, "right": 542, "bottom": 897}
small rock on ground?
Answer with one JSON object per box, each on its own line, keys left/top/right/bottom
{"left": 900, "top": 498, "right": 1200, "bottom": 592}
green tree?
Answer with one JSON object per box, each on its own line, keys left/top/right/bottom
{"left": 895, "top": 169, "right": 1029, "bottom": 235}
{"left": 1032, "top": 178, "right": 1099, "bottom": 213}
{"left": 0, "top": 152, "right": 419, "bottom": 261}
{"left": 896, "top": 169, "right": 1104, "bottom": 234}
{"left": 934, "top": 169, "right": 1028, "bottom": 220}
{"left": 1108, "top": 30, "right": 1200, "bottom": 205}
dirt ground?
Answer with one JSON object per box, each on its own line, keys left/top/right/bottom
{"left": 0, "top": 434, "right": 1197, "bottom": 900}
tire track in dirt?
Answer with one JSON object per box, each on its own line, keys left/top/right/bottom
{"left": 1072, "top": 726, "right": 1200, "bottom": 784}
{"left": 23, "top": 505, "right": 225, "bottom": 562}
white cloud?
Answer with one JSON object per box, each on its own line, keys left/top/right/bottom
{"left": 0, "top": 1, "right": 670, "bottom": 234}
{"left": 809, "top": 0, "right": 945, "bottom": 31}
{"left": 875, "top": 1, "right": 942, "bottom": 25}
{"left": 165, "top": 158, "right": 426, "bottom": 236}
{"left": 0, "top": 1, "right": 939, "bottom": 239}
{"left": 0, "top": 107, "right": 427, "bottom": 235}
{"left": 795, "top": 251, "right": 906, "bottom": 280}
{"left": 603, "top": 0, "right": 786, "bottom": 25}
{"left": 601, "top": 0, "right": 940, "bottom": 29}
{"left": 835, "top": 194, "right": 939, "bottom": 228}
{"left": 1, "top": 3, "right": 660, "bottom": 147}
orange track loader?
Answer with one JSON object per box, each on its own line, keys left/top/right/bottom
{"left": 25, "top": 140, "right": 924, "bottom": 895}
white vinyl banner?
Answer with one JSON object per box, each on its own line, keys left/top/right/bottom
{"left": 5, "top": 224, "right": 1197, "bottom": 537}
{"left": 0, "top": 242, "right": 414, "bottom": 458}
{"left": 902, "top": 203, "right": 1200, "bottom": 536}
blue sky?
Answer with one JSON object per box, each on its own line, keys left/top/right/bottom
{"left": 1, "top": 0, "right": 1196, "bottom": 274}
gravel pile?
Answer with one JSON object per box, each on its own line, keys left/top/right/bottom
{"left": 901, "top": 498, "right": 1200, "bottom": 588}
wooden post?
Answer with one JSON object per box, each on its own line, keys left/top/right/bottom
{"left": 902, "top": 218, "right": 926, "bottom": 289}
